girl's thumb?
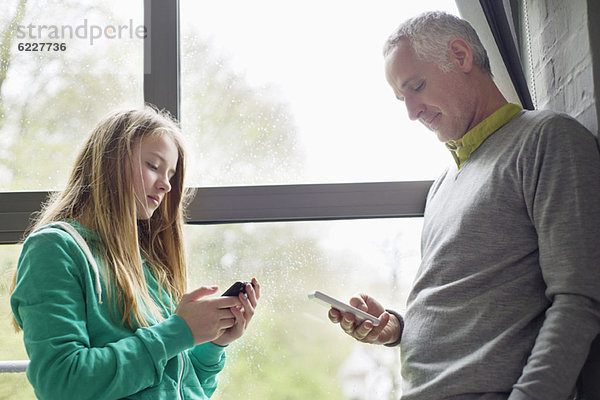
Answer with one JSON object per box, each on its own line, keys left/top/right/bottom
{"left": 185, "top": 285, "right": 218, "bottom": 301}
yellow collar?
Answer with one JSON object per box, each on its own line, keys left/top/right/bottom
{"left": 446, "top": 103, "right": 522, "bottom": 168}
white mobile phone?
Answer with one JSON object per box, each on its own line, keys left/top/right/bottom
{"left": 308, "top": 290, "right": 381, "bottom": 326}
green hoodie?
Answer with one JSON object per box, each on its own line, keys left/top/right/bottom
{"left": 11, "top": 222, "right": 226, "bottom": 399}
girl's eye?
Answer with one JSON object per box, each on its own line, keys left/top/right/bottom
{"left": 147, "top": 162, "right": 158, "bottom": 170}
{"left": 414, "top": 81, "right": 425, "bottom": 92}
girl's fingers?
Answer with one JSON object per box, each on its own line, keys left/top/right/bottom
{"left": 183, "top": 285, "right": 218, "bottom": 302}
{"left": 250, "top": 278, "right": 261, "bottom": 300}
{"left": 245, "top": 283, "right": 258, "bottom": 308}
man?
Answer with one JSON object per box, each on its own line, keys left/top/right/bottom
{"left": 329, "top": 11, "right": 600, "bottom": 399}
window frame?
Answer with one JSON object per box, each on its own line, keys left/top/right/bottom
{"left": 0, "top": 0, "right": 532, "bottom": 241}
{"left": 0, "top": 181, "right": 432, "bottom": 244}
{"left": 0, "top": 0, "right": 438, "bottom": 245}
{"left": 0, "top": 0, "right": 532, "bottom": 375}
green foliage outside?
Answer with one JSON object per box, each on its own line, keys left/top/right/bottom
{"left": 0, "top": 245, "right": 35, "bottom": 399}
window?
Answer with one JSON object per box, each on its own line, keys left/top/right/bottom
{"left": 0, "top": 1, "right": 463, "bottom": 399}
{"left": 178, "top": 1, "right": 458, "bottom": 398}
{"left": 180, "top": 0, "right": 454, "bottom": 186}
{"left": 0, "top": 0, "right": 143, "bottom": 191}
{"left": 0, "top": 1, "right": 144, "bottom": 397}
{"left": 184, "top": 218, "right": 423, "bottom": 399}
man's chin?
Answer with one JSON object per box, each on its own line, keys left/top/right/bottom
{"left": 433, "top": 130, "right": 449, "bottom": 143}
{"left": 434, "top": 129, "right": 462, "bottom": 143}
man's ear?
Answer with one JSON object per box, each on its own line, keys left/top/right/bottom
{"left": 449, "top": 38, "right": 473, "bottom": 73}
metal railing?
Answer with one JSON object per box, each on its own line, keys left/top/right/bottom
{"left": 0, "top": 360, "right": 29, "bottom": 373}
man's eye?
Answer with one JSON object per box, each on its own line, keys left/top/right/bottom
{"left": 414, "top": 81, "right": 425, "bottom": 92}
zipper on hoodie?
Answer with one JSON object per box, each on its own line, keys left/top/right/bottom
{"left": 177, "top": 353, "right": 185, "bottom": 400}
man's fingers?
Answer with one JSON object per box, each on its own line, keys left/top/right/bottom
{"left": 354, "top": 321, "right": 374, "bottom": 340}
{"left": 340, "top": 313, "right": 356, "bottom": 333}
{"left": 329, "top": 308, "right": 342, "bottom": 323}
{"left": 369, "top": 312, "right": 389, "bottom": 336}
{"left": 349, "top": 295, "right": 368, "bottom": 312}
{"left": 362, "top": 313, "right": 390, "bottom": 343}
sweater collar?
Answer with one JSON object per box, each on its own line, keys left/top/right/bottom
{"left": 445, "top": 103, "right": 522, "bottom": 169}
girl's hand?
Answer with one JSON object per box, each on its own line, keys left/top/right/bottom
{"left": 212, "top": 278, "right": 261, "bottom": 346}
{"left": 175, "top": 286, "right": 242, "bottom": 345}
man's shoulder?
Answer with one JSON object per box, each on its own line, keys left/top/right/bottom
{"left": 511, "top": 108, "right": 570, "bottom": 128}
{"left": 504, "top": 109, "right": 595, "bottom": 147}
{"left": 512, "top": 108, "right": 589, "bottom": 131}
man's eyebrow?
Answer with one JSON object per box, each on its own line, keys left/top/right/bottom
{"left": 401, "top": 75, "right": 421, "bottom": 89}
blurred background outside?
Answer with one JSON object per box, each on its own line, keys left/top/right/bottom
{"left": 0, "top": 1, "right": 457, "bottom": 398}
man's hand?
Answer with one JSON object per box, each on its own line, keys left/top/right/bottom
{"left": 328, "top": 293, "right": 402, "bottom": 346}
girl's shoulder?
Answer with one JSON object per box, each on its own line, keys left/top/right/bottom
{"left": 28, "top": 221, "right": 100, "bottom": 245}
{"left": 25, "top": 222, "right": 79, "bottom": 247}
{"left": 17, "top": 222, "right": 90, "bottom": 284}
{"left": 19, "top": 221, "right": 105, "bottom": 302}
{"left": 22, "top": 221, "right": 100, "bottom": 269}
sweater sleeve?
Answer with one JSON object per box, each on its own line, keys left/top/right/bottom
{"left": 188, "top": 342, "right": 227, "bottom": 397}
{"left": 509, "top": 115, "right": 600, "bottom": 399}
{"left": 10, "top": 229, "right": 195, "bottom": 400}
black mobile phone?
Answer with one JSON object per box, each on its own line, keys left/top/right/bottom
{"left": 221, "top": 281, "right": 254, "bottom": 297}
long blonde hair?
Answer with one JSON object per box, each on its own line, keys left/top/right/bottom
{"left": 18, "top": 106, "right": 190, "bottom": 330}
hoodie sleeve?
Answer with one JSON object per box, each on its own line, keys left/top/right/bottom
{"left": 10, "top": 228, "right": 195, "bottom": 400}
{"left": 188, "top": 342, "right": 227, "bottom": 397}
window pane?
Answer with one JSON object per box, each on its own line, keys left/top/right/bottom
{"left": 0, "top": 243, "right": 34, "bottom": 398}
{"left": 180, "top": 1, "right": 459, "bottom": 186}
{"left": 0, "top": 217, "right": 423, "bottom": 398}
{"left": 0, "top": 0, "right": 143, "bottom": 191}
{"left": 184, "top": 218, "right": 422, "bottom": 399}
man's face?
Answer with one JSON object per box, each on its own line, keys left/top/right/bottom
{"left": 384, "top": 39, "right": 476, "bottom": 142}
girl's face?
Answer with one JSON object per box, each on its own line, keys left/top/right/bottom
{"left": 130, "top": 134, "right": 179, "bottom": 220}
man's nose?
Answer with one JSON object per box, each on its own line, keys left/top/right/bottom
{"left": 405, "top": 97, "right": 424, "bottom": 121}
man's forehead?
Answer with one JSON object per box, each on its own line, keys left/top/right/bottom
{"left": 387, "top": 38, "right": 416, "bottom": 57}
{"left": 385, "top": 43, "right": 422, "bottom": 78}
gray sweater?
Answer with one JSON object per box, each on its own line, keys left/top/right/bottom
{"left": 400, "top": 110, "right": 600, "bottom": 400}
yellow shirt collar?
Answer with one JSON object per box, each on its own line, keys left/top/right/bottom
{"left": 446, "top": 103, "right": 522, "bottom": 168}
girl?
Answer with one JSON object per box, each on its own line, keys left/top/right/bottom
{"left": 10, "top": 107, "right": 260, "bottom": 399}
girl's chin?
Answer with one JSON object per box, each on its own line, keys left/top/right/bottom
{"left": 136, "top": 208, "right": 155, "bottom": 220}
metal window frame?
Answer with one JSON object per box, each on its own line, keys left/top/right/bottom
{"left": 144, "top": 0, "right": 180, "bottom": 120}
{"left": 0, "top": 0, "right": 432, "bottom": 246}
{"left": 479, "top": 0, "right": 534, "bottom": 110}
{"left": 0, "top": 0, "right": 436, "bottom": 374}
{"left": 456, "top": 0, "right": 533, "bottom": 109}
{"left": 0, "top": 181, "right": 432, "bottom": 245}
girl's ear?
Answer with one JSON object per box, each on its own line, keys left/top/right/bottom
{"left": 448, "top": 38, "right": 473, "bottom": 73}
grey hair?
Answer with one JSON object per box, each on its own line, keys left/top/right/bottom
{"left": 383, "top": 11, "right": 492, "bottom": 75}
